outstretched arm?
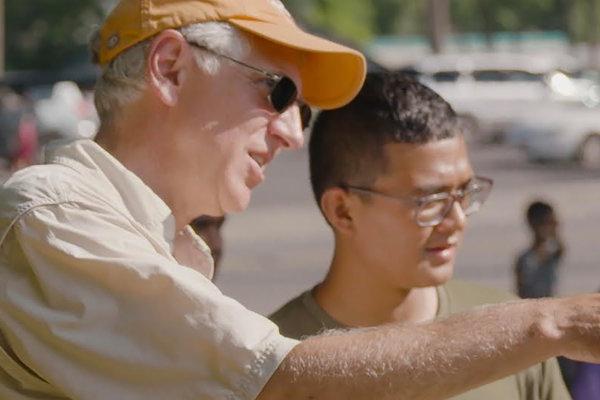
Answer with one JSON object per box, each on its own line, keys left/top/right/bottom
{"left": 259, "top": 295, "right": 600, "bottom": 400}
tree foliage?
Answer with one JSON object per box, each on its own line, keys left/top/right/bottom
{"left": 6, "top": 0, "right": 104, "bottom": 71}
{"left": 283, "top": 0, "right": 375, "bottom": 44}
{"left": 5, "top": 0, "right": 600, "bottom": 71}
{"left": 451, "top": 0, "right": 570, "bottom": 34}
{"left": 283, "top": 0, "right": 600, "bottom": 43}
{"left": 569, "top": 0, "right": 600, "bottom": 43}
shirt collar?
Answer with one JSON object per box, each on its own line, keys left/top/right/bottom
{"left": 45, "top": 139, "right": 176, "bottom": 239}
{"left": 44, "top": 139, "right": 214, "bottom": 279}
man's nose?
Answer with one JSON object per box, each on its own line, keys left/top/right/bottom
{"left": 437, "top": 201, "right": 467, "bottom": 232}
{"left": 268, "top": 104, "right": 304, "bottom": 150}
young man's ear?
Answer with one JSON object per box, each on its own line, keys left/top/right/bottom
{"left": 320, "top": 187, "right": 357, "bottom": 235}
{"left": 147, "top": 29, "right": 191, "bottom": 106}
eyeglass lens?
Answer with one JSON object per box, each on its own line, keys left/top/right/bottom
{"left": 270, "top": 76, "right": 297, "bottom": 112}
{"left": 416, "top": 181, "right": 491, "bottom": 226}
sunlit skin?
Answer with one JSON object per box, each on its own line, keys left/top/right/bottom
{"left": 96, "top": 30, "right": 305, "bottom": 231}
{"left": 315, "top": 135, "right": 475, "bottom": 327}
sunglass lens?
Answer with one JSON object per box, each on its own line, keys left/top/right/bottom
{"left": 270, "top": 76, "right": 297, "bottom": 112}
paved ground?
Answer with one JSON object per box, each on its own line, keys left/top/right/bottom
{"left": 215, "top": 141, "right": 600, "bottom": 315}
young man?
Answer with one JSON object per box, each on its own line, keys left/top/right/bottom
{"left": 515, "top": 200, "right": 564, "bottom": 299}
{"left": 1, "top": 2, "right": 600, "bottom": 399}
{"left": 271, "top": 72, "right": 570, "bottom": 399}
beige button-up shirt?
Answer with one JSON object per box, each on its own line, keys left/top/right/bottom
{"left": 0, "top": 139, "right": 298, "bottom": 400}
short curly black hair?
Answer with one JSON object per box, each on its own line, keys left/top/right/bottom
{"left": 526, "top": 201, "right": 555, "bottom": 227}
{"left": 309, "top": 71, "right": 461, "bottom": 207}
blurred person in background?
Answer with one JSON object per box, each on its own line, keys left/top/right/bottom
{"left": 0, "top": 87, "right": 38, "bottom": 172}
{"left": 270, "top": 71, "right": 571, "bottom": 400}
{"left": 9, "top": 113, "right": 39, "bottom": 170}
{"left": 1, "top": 1, "right": 600, "bottom": 399}
{"left": 191, "top": 215, "right": 226, "bottom": 277}
{"left": 515, "top": 201, "right": 564, "bottom": 299}
{"left": 514, "top": 202, "right": 570, "bottom": 389}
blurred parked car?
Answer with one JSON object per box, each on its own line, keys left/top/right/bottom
{"left": 514, "top": 101, "right": 600, "bottom": 168}
{"left": 412, "top": 52, "right": 590, "bottom": 142}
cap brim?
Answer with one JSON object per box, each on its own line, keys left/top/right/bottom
{"left": 230, "top": 19, "right": 366, "bottom": 110}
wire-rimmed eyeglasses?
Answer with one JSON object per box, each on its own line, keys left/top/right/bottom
{"left": 342, "top": 176, "right": 493, "bottom": 227}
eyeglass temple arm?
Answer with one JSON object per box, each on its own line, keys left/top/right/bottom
{"left": 188, "top": 42, "right": 279, "bottom": 79}
{"left": 342, "top": 184, "right": 416, "bottom": 205}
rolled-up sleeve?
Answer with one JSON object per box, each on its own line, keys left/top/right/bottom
{"left": 0, "top": 201, "right": 298, "bottom": 400}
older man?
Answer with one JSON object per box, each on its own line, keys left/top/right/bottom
{"left": 0, "top": 1, "right": 599, "bottom": 400}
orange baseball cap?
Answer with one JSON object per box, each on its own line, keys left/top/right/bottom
{"left": 97, "top": 0, "right": 366, "bottom": 109}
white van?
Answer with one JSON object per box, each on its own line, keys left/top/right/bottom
{"left": 412, "top": 52, "right": 593, "bottom": 144}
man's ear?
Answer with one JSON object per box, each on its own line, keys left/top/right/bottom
{"left": 320, "top": 187, "right": 357, "bottom": 236}
{"left": 147, "top": 29, "right": 190, "bottom": 107}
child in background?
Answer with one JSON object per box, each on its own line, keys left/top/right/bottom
{"left": 515, "top": 201, "right": 564, "bottom": 299}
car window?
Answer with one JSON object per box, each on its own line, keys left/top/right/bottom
{"left": 472, "top": 70, "right": 543, "bottom": 82}
{"left": 432, "top": 71, "right": 460, "bottom": 82}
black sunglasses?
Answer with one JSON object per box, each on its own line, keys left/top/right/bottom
{"left": 188, "top": 42, "right": 312, "bottom": 129}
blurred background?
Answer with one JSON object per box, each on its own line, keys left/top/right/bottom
{"left": 0, "top": 1, "right": 599, "bottom": 315}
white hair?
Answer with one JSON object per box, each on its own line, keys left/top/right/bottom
{"left": 93, "top": 22, "right": 250, "bottom": 125}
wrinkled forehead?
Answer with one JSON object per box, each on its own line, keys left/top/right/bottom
{"left": 377, "top": 136, "right": 473, "bottom": 190}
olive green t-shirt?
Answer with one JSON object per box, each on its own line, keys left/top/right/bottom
{"left": 270, "top": 280, "right": 571, "bottom": 400}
